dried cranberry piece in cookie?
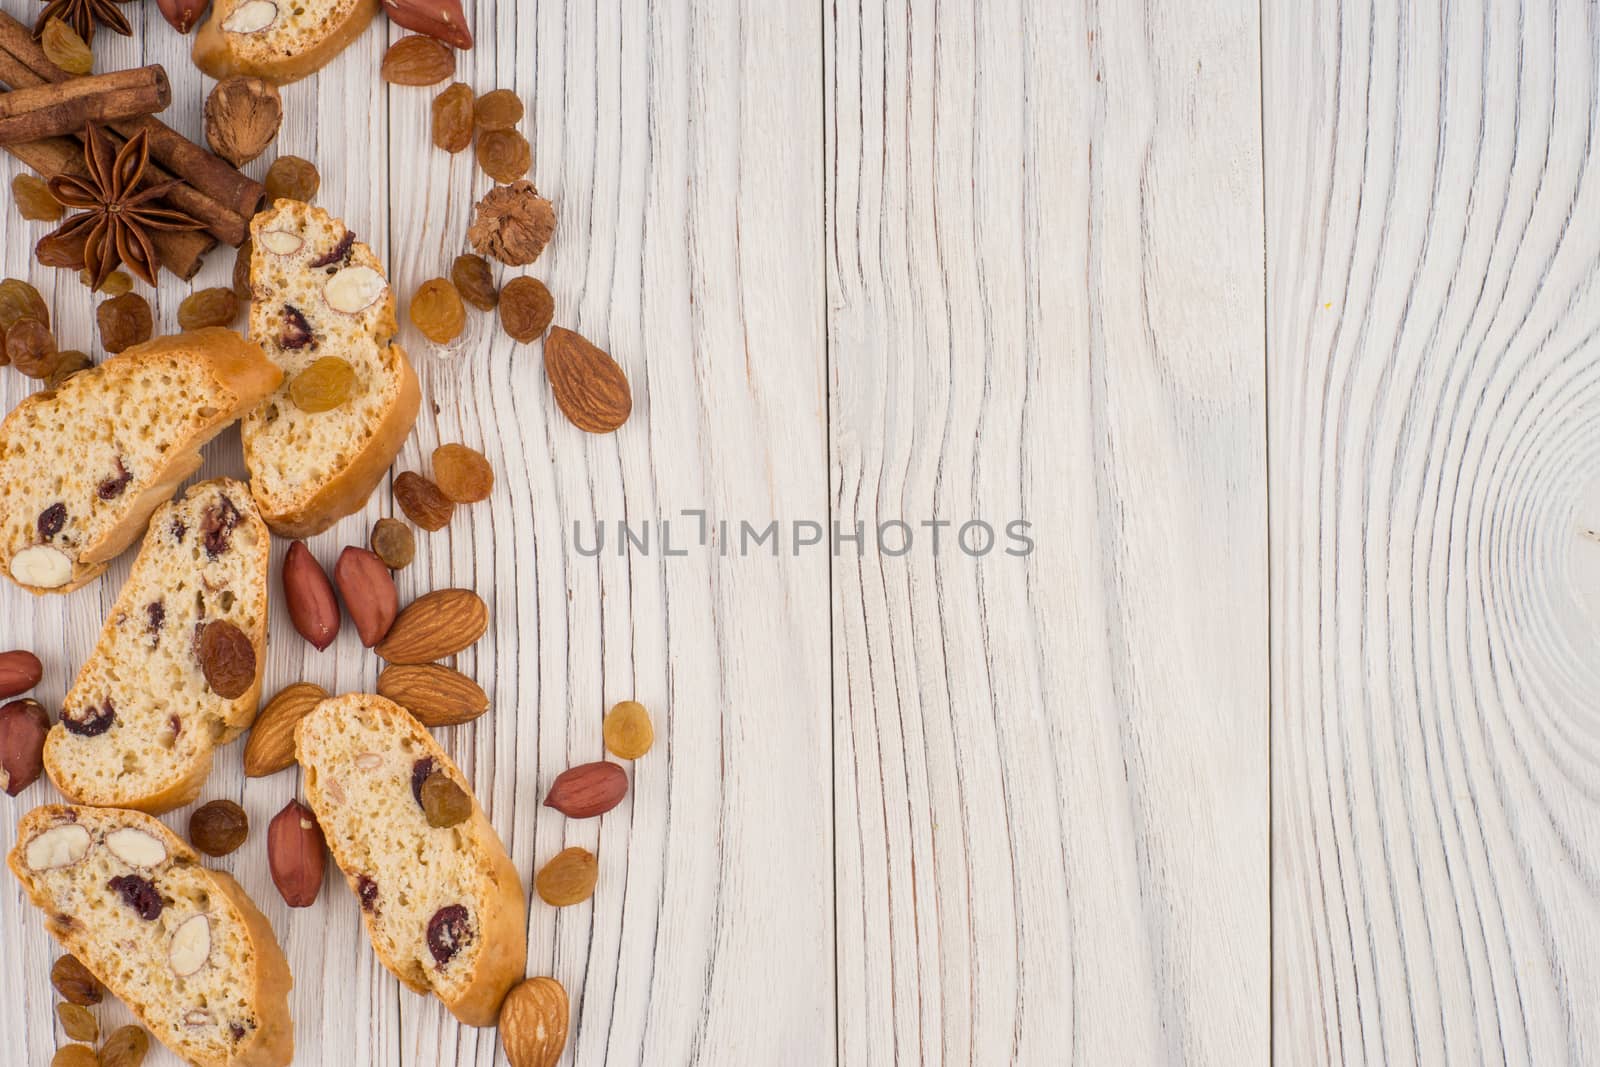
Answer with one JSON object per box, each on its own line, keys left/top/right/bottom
{"left": 426, "top": 905, "right": 473, "bottom": 967}
{"left": 108, "top": 874, "right": 162, "bottom": 920}
{"left": 62, "top": 700, "right": 114, "bottom": 737}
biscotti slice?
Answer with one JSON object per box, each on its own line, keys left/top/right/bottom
{"left": 43, "top": 480, "right": 270, "bottom": 815}
{"left": 193, "top": 0, "right": 379, "bottom": 85}
{"left": 8, "top": 805, "right": 293, "bottom": 1067}
{"left": 0, "top": 329, "right": 281, "bottom": 594}
{"left": 296, "top": 694, "right": 526, "bottom": 1026}
{"left": 242, "top": 199, "right": 421, "bottom": 537}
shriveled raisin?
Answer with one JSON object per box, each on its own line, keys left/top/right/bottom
{"left": 451, "top": 254, "right": 497, "bottom": 311}
{"left": 45, "top": 350, "right": 91, "bottom": 387}
{"left": 420, "top": 771, "right": 472, "bottom": 828}
{"left": 178, "top": 287, "right": 240, "bottom": 330}
{"left": 108, "top": 873, "right": 163, "bottom": 920}
{"left": 278, "top": 305, "right": 314, "bottom": 350}
{"left": 473, "top": 89, "right": 524, "bottom": 130}
{"left": 40, "top": 18, "right": 91, "bottom": 75}
{"left": 409, "top": 278, "right": 466, "bottom": 343}
{"left": 232, "top": 238, "right": 253, "bottom": 300}
{"left": 12, "top": 174, "right": 62, "bottom": 221}
{"left": 477, "top": 128, "right": 532, "bottom": 183}
{"left": 0, "top": 277, "right": 48, "bottom": 365}
{"left": 357, "top": 875, "right": 379, "bottom": 911}
{"left": 535, "top": 846, "right": 599, "bottom": 906}
{"left": 97, "top": 456, "right": 131, "bottom": 499}
{"left": 380, "top": 35, "right": 454, "bottom": 86}
{"left": 264, "top": 155, "right": 320, "bottom": 202}
{"left": 97, "top": 293, "right": 153, "bottom": 353}
{"left": 290, "top": 356, "right": 356, "bottom": 412}
{"left": 411, "top": 757, "right": 437, "bottom": 806}
{"left": 369, "top": 518, "right": 415, "bottom": 570}
{"left": 100, "top": 1025, "right": 150, "bottom": 1067}
{"left": 189, "top": 799, "right": 249, "bottom": 856}
{"left": 431, "top": 82, "right": 475, "bottom": 153}
{"left": 38, "top": 503, "right": 67, "bottom": 539}
{"left": 6, "top": 317, "right": 57, "bottom": 378}
{"left": 81, "top": 269, "right": 132, "bottom": 296}
{"left": 57, "top": 1002, "right": 98, "bottom": 1042}
{"left": 394, "top": 472, "right": 455, "bottom": 531}
{"left": 197, "top": 620, "right": 256, "bottom": 700}
{"left": 432, "top": 443, "right": 494, "bottom": 503}
{"left": 499, "top": 277, "right": 554, "bottom": 342}
{"left": 51, "top": 954, "right": 104, "bottom": 1006}
{"left": 51, "top": 1045, "right": 98, "bottom": 1067}
{"left": 426, "top": 904, "right": 473, "bottom": 966}
{"left": 603, "top": 700, "right": 655, "bottom": 759}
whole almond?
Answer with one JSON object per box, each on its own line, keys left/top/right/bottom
{"left": 377, "top": 664, "right": 489, "bottom": 726}
{"left": 0, "top": 698, "right": 49, "bottom": 796}
{"left": 244, "top": 683, "right": 329, "bottom": 777}
{"left": 500, "top": 976, "right": 569, "bottom": 1067}
{"left": 334, "top": 547, "right": 399, "bottom": 647}
{"left": 381, "top": 0, "right": 474, "bottom": 49}
{"left": 544, "top": 327, "right": 632, "bottom": 434}
{"left": 543, "top": 761, "right": 628, "bottom": 818}
{"left": 283, "top": 541, "right": 340, "bottom": 651}
{"left": 0, "top": 649, "right": 43, "bottom": 699}
{"left": 268, "top": 799, "right": 325, "bottom": 908}
{"left": 375, "top": 588, "right": 488, "bottom": 664}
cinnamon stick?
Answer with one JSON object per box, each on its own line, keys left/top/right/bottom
{"left": 0, "top": 66, "right": 169, "bottom": 146}
{"left": 3, "top": 136, "right": 213, "bottom": 279}
{"left": 0, "top": 11, "right": 264, "bottom": 220}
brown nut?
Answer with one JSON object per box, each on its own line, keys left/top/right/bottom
{"left": 376, "top": 663, "right": 489, "bottom": 726}
{"left": 50, "top": 954, "right": 104, "bottom": 1006}
{"left": 189, "top": 799, "right": 249, "bottom": 856}
{"left": 0, "top": 649, "right": 43, "bottom": 698}
{"left": 334, "top": 547, "right": 399, "bottom": 648}
{"left": 545, "top": 326, "right": 632, "bottom": 433}
{"left": 375, "top": 588, "right": 488, "bottom": 664}
{"left": 204, "top": 76, "right": 282, "bottom": 165}
{"left": 381, "top": 0, "right": 474, "bottom": 49}
{"left": 0, "top": 698, "right": 48, "bottom": 796}
{"left": 157, "top": 0, "right": 210, "bottom": 32}
{"left": 244, "top": 682, "right": 328, "bottom": 778}
{"left": 543, "top": 761, "right": 629, "bottom": 819}
{"left": 268, "top": 799, "right": 325, "bottom": 907}
{"left": 283, "top": 541, "right": 340, "bottom": 651}
{"left": 500, "top": 976, "right": 570, "bottom": 1067}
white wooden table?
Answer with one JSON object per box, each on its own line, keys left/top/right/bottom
{"left": 2, "top": 1, "right": 1597, "bottom": 1064}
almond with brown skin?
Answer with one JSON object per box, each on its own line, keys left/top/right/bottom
{"left": 543, "top": 761, "right": 628, "bottom": 818}
{"left": 268, "top": 799, "right": 325, "bottom": 908}
{"left": 375, "top": 589, "right": 488, "bottom": 664}
{"left": 500, "top": 977, "right": 569, "bottom": 1067}
{"left": 0, "top": 698, "right": 49, "bottom": 796}
{"left": 544, "top": 327, "right": 632, "bottom": 434}
{"left": 0, "top": 649, "right": 43, "bottom": 699}
{"left": 376, "top": 664, "right": 489, "bottom": 726}
{"left": 283, "top": 541, "right": 340, "bottom": 651}
{"left": 244, "top": 683, "right": 329, "bottom": 777}
{"left": 335, "top": 547, "right": 399, "bottom": 647}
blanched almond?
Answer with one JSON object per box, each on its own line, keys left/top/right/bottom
{"left": 10, "top": 544, "right": 72, "bottom": 588}
{"left": 222, "top": 0, "right": 277, "bottom": 33}
{"left": 104, "top": 827, "right": 168, "bottom": 868}
{"left": 25, "top": 823, "right": 90, "bottom": 870}
{"left": 324, "top": 266, "right": 386, "bottom": 315}
{"left": 168, "top": 914, "right": 211, "bottom": 976}
{"left": 256, "top": 228, "right": 303, "bottom": 255}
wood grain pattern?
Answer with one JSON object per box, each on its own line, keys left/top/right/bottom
{"left": 1267, "top": 2, "right": 1600, "bottom": 1063}
{"left": 825, "top": 1, "right": 1268, "bottom": 1064}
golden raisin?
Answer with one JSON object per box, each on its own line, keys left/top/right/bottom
{"left": 100, "top": 1025, "right": 150, "bottom": 1067}
{"left": 432, "top": 443, "right": 494, "bottom": 503}
{"left": 451, "top": 253, "right": 497, "bottom": 311}
{"left": 12, "top": 174, "right": 62, "bottom": 221}
{"left": 96, "top": 293, "right": 152, "bottom": 353}
{"left": 264, "top": 155, "right": 320, "bottom": 202}
{"left": 370, "top": 517, "right": 415, "bottom": 569}
{"left": 80, "top": 268, "right": 132, "bottom": 296}
{"left": 431, "top": 82, "right": 475, "bottom": 153}
{"left": 476, "top": 128, "right": 531, "bottom": 183}
{"left": 178, "top": 287, "right": 240, "bottom": 330}
{"left": 40, "top": 18, "right": 91, "bottom": 75}
{"left": 394, "top": 471, "right": 455, "bottom": 531}
{"left": 56, "top": 1002, "right": 97, "bottom": 1042}
{"left": 51, "top": 1046, "right": 98, "bottom": 1067}
{"left": 380, "top": 34, "right": 454, "bottom": 86}
{"left": 46, "top": 350, "right": 91, "bottom": 386}
{"left": 473, "top": 89, "right": 523, "bottom": 130}
{"left": 50, "top": 954, "right": 104, "bottom": 1006}
{"left": 6, "top": 318, "right": 57, "bottom": 378}
{"left": 603, "top": 700, "right": 655, "bottom": 760}
{"left": 289, "top": 356, "right": 357, "bottom": 412}
{"left": 535, "top": 847, "right": 599, "bottom": 907}
{"left": 420, "top": 771, "right": 473, "bottom": 828}
{"left": 409, "top": 278, "right": 466, "bottom": 344}
{"left": 232, "top": 238, "right": 253, "bottom": 300}
{"left": 499, "top": 277, "right": 554, "bottom": 342}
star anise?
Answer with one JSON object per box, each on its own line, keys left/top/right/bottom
{"left": 33, "top": 0, "right": 132, "bottom": 41}
{"left": 37, "top": 125, "right": 203, "bottom": 288}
